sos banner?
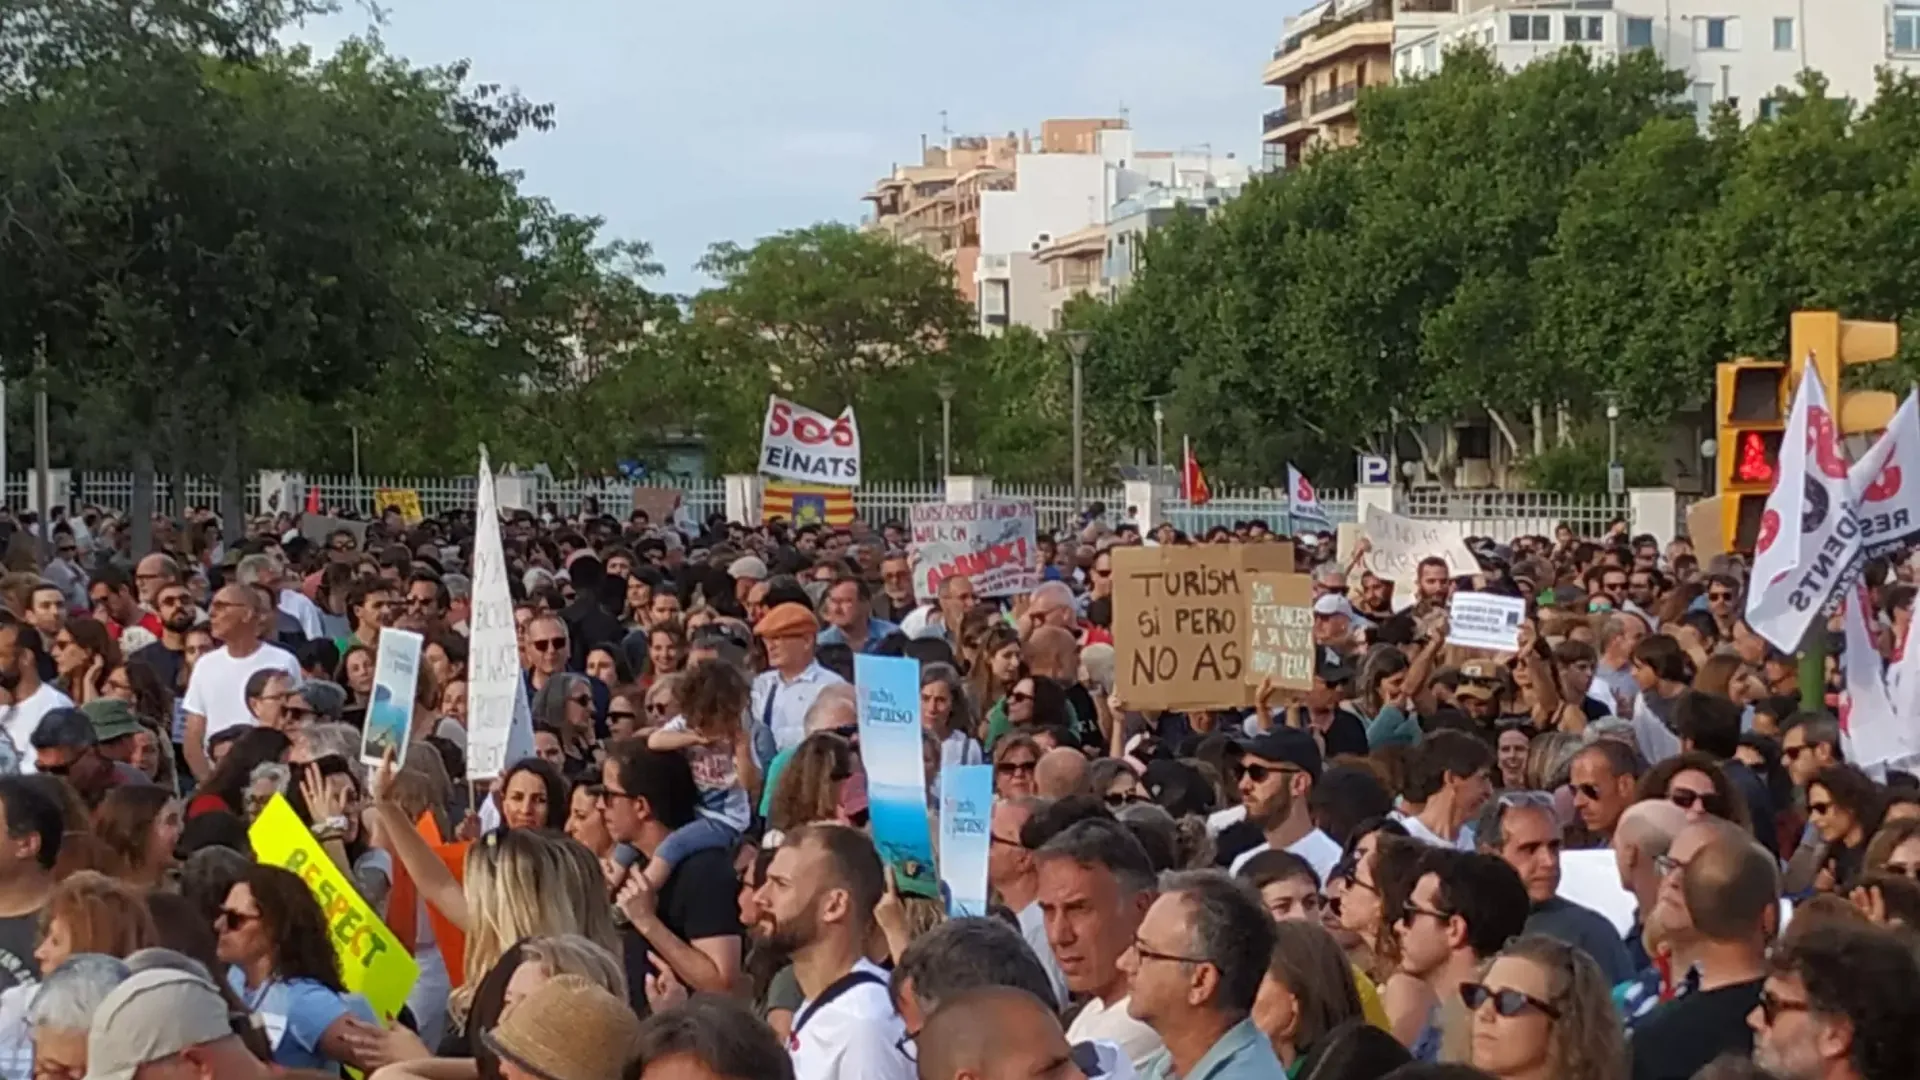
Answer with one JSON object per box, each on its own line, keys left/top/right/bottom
{"left": 910, "top": 500, "right": 1039, "bottom": 600}
{"left": 760, "top": 396, "right": 861, "bottom": 486}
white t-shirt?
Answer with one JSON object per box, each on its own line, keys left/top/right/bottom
{"left": 278, "top": 590, "right": 326, "bottom": 641}
{"left": 1393, "top": 810, "right": 1476, "bottom": 851}
{"left": 789, "top": 959, "right": 913, "bottom": 1080}
{"left": 0, "top": 683, "right": 73, "bottom": 774}
{"left": 183, "top": 643, "right": 302, "bottom": 742}
{"left": 1065, "top": 995, "right": 1162, "bottom": 1073}
{"left": 1227, "top": 827, "right": 1344, "bottom": 884}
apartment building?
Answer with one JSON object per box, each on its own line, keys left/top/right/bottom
{"left": 863, "top": 134, "right": 1023, "bottom": 305}
{"left": 1391, "top": 0, "right": 1915, "bottom": 125}
{"left": 1261, "top": 0, "right": 1454, "bottom": 169}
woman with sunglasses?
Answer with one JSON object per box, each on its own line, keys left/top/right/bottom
{"left": 1864, "top": 816, "right": 1920, "bottom": 882}
{"left": 1334, "top": 830, "right": 1432, "bottom": 1048}
{"left": 1806, "top": 764, "right": 1886, "bottom": 892}
{"left": 530, "top": 672, "right": 598, "bottom": 780}
{"left": 992, "top": 733, "right": 1042, "bottom": 800}
{"left": 217, "top": 863, "right": 382, "bottom": 1073}
{"left": 53, "top": 617, "right": 121, "bottom": 705}
{"left": 1466, "top": 934, "right": 1626, "bottom": 1080}
{"left": 1088, "top": 757, "right": 1146, "bottom": 810}
{"left": 1635, "top": 752, "right": 1752, "bottom": 830}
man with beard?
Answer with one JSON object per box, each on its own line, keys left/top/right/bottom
{"left": 754, "top": 822, "right": 913, "bottom": 1080}
{"left": 0, "top": 618, "right": 70, "bottom": 771}
{"left": 132, "top": 581, "right": 198, "bottom": 696}
{"left": 1224, "top": 729, "right": 1341, "bottom": 882}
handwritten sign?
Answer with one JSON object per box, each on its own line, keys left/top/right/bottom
{"left": 1448, "top": 592, "right": 1526, "bottom": 653}
{"left": 1113, "top": 544, "right": 1294, "bottom": 711}
{"left": 1361, "top": 506, "right": 1480, "bottom": 583}
{"left": 760, "top": 396, "right": 861, "bottom": 486}
{"left": 466, "top": 449, "right": 534, "bottom": 779}
{"left": 1245, "top": 572, "right": 1316, "bottom": 690}
{"left": 909, "top": 500, "right": 1039, "bottom": 600}
{"left": 249, "top": 795, "right": 419, "bottom": 1022}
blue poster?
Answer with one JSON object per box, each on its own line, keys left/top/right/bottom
{"left": 855, "top": 654, "right": 938, "bottom": 898}
{"left": 938, "top": 765, "right": 994, "bottom": 916}
{"left": 361, "top": 628, "right": 423, "bottom": 767}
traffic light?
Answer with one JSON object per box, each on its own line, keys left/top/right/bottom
{"left": 1791, "top": 311, "right": 1900, "bottom": 435}
{"left": 1716, "top": 359, "right": 1788, "bottom": 552}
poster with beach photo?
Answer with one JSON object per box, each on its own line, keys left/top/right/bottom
{"left": 360, "top": 628, "right": 423, "bottom": 767}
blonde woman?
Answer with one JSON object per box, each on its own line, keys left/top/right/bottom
{"left": 1466, "top": 934, "right": 1626, "bottom": 1080}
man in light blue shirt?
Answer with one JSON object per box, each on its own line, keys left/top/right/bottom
{"left": 750, "top": 603, "right": 848, "bottom": 768}
{"left": 815, "top": 575, "right": 899, "bottom": 656}
{"left": 1125, "top": 871, "right": 1282, "bottom": 1080}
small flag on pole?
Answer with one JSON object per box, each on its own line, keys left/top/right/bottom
{"left": 1181, "top": 437, "right": 1212, "bottom": 506}
{"left": 1288, "top": 464, "right": 1331, "bottom": 531}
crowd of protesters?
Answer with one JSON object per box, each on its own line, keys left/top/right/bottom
{"left": 0, "top": 498, "right": 1903, "bottom": 1080}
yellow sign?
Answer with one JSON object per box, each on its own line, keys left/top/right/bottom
{"left": 374, "top": 488, "right": 424, "bottom": 525}
{"left": 248, "top": 796, "right": 420, "bottom": 1022}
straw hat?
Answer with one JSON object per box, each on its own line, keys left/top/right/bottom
{"left": 483, "top": 975, "right": 642, "bottom": 1080}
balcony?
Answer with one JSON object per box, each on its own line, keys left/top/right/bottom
{"left": 1310, "top": 82, "right": 1360, "bottom": 116}
{"left": 1263, "top": 104, "right": 1302, "bottom": 133}
{"left": 1271, "top": 0, "right": 1390, "bottom": 60}
{"left": 1264, "top": 9, "right": 1396, "bottom": 85}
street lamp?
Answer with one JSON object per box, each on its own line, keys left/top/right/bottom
{"left": 1606, "top": 397, "right": 1622, "bottom": 496}
{"left": 1152, "top": 400, "right": 1166, "bottom": 472}
{"left": 937, "top": 383, "right": 955, "bottom": 477}
{"left": 1062, "top": 331, "right": 1091, "bottom": 510}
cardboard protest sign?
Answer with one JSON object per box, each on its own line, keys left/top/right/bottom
{"left": 1361, "top": 506, "right": 1480, "bottom": 582}
{"left": 760, "top": 396, "right": 861, "bottom": 486}
{"left": 629, "top": 486, "right": 684, "bottom": 527}
{"left": 249, "top": 795, "right": 419, "bottom": 1021}
{"left": 909, "top": 500, "right": 1039, "bottom": 600}
{"left": 1685, "top": 496, "right": 1725, "bottom": 558}
{"left": 1113, "top": 543, "right": 1294, "bottom": 711}
{"left": 374, "top": 488, "right": 424, "bottom": 525}
{"left": 855, "top": 655, "right": 938, "bottom": 899}
{"left": 1244, "top": 572, "right": 1316, "bottom": 690}
{"left": 1447, "top": 592, "right": 1526, "bottom": 653}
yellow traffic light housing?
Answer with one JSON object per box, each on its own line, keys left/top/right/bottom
{"left": 1715, "top": 359, "right": 1788, "bottom": 552}
{"left": 1791, "top": 311, "right": 1900, "bottom": 435}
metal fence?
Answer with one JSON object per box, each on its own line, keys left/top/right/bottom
{"left": 27, "top": 471, "right": 1636, "bottom": 539}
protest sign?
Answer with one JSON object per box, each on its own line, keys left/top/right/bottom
{"left": 629, "top": 486, "right": 684, "bottom": 528}
{"left": 465, "top": 448, "right": 534, "bottom": 779}
{"left": 937, "top": 764, "right": 993, "bottom": 917}
{"left": 1113, "top": 543, "right": 1294, "bottom": 711}
{"left": 1244, "top": 572, "right": 1316, "bottom": 691}
{"left": 361, "top": 628, "right": 422, "bottom": 766}
{"left": 1361, "top": 506, "right": 1480, "bottom": 583}
{"left": 373, "top": 487, "right": 423, "bottom": 525}
{"left": 1685, "top": 496, "right": 1725, "bottom": 558}
{"left": 760, "top": 396, "right": 860, "bottom": 486}
{"left": 250, "top": 795, "right": 419, "bottom": 1021}
{"left": 856, "top": 654, "right": 938, "bottom": 899}
{"left": 1447, "top": 592, "right": 1526, "bottom": 653}
{"left": 908, "top": 500, "right": 1039, "bottom": 600}
{"left": 298, "top": 514, "right": 366, "bottom": 551}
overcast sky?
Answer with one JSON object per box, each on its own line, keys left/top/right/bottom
{"left": 299, "top": 0, "right": 1304, "bottom": 294}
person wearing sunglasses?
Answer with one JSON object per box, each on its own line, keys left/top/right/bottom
{"left": 1226, "top": 729, "right": 1341, "bottom": 884}
{"left": 1465, "top": 934, "right": 1625, "bottom": 1080}
{"left": 1394, "top": 850, "right": 1531, "bottom": 1063}
{"left": 1805, "top": 764, "right": 1886, "bottom": 893}
{"left": 1863, "top": 816, "right": 1920, "bottom": 882}
{"left": 1749, "top": 921, "right": 1920, "bottom": 1080}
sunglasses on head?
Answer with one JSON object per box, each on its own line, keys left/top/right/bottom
{"left": 1460, "top": 981, "right": 1560, "bottom": 1020}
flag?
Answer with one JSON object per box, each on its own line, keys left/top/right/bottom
{"left": 1848, "top": 389, "right": 1920, "bottom": 559}
{"left": 1181, "top": 437, "right": 1212, "bottom": 506}
{"left": 762, "top": 483, "right": 855, "bottom": 527}
{"left": 305, "top": 485, "right": 320, "bottom": 514}
{"left": 1288, "top": 464, "right": 1331, "bottom": 531}
{"left": 1745, "top": 370, "right": 1864, "bottom": 653}
{"left": 1839, "top": 585, "right": 1920, "bottom": 773}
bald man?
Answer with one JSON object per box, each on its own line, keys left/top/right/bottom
{"left": 914, "top": 986, "right": 1084, "bottom": 1080}
{"left": 1612, "top": 799, "right": 1690, "bottom": 971}
{"left": 1024, "top": 627, "right": 1097, "bottom": 746}
{"left": 1035, "top": 748, "right": 1088, "bottom": 800}
{"left": 181, "top": 585, "right": 302, "bottom": 780}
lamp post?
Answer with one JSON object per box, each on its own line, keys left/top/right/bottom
{"left": 1606, "top": 397, "right": 1622, "bottom": 496}
{"left": 937, "top": 383, "right": 955, "bottom": 477}
{"left": 1152, "top": 400, "right": 1166, "bottom": 472}
{"left": 1062, "top": 331, "right": 1090, "bottom": 510}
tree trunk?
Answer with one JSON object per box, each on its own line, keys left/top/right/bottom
{"left": 1485, "top": 404, "right": 1524, "bottom": 461}
{"left": 130, "top": 444, "right": 154, "bottom": 558}
{"left": 220, "top": 427, "right": 244, "bottom": 547}
{"left": 1556, "top": 402, "right": 1574, "bottom": 448}
{"left": 1531, "top": 402, "right": 1546, "bottom": 456}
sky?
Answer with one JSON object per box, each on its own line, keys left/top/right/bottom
{"left": 298, "top": 0, "right": 1300, "bottom": 295}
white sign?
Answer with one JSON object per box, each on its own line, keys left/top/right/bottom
{"left": 909, "top": 500, "right": 1039, "bottom": 600}
{"left": 759, "top": 396, "right": 861, "bottom": 486}
{"left": 465, "top": 446, "right": 535, "bottom": 780}
{"left": 1557, "top": 850, "right": 1636, "bottom": 938}
{"left": 1357, "top": 455, "right": 1390, "bottom": 485}
{"left": 1447, "top": 591, "right": 1526, "bottom": 653}
{"left": 1361, "top": 505, "right": 1481, "bottom": 583}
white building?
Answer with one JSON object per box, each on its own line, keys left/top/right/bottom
{"left": 1394, "top": 0, "right": 1917, "bottom": 125}
{"left": 974, "top": 128, "right": 1249, "bottom": 333}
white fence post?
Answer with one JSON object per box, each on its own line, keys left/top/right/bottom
{"left": 725, "top": 475, "right": 762, "bottom": 526}
{"left": 944, "top": 475, "right": 993, "bottom": 503}
{"left": 1356, "top": 483, "right": 1396, "bottom": 520}
{"left": 1628, "top": 488, "right": 1679, "bottom": 546}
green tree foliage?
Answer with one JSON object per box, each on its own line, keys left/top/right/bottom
{"left": 1082, "top": 48, "right": 1920, "bottom": 490}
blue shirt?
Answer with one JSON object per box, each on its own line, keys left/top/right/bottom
{"left": 817, "top": 617, "right": 901, "bottom": 655}
{"left": 228, "top": 969, "right": 376, "bottom": 1073}
{"left": 1137, "top": 1017, "right": 1282, "bottom": 1080}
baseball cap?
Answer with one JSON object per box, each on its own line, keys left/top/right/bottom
{"left": 1316, "top": 647, "right": 1356, "bottom": 687}
{"left": 84, "top": 969, "right": 234, "bottom": 1080}
{"left": 1239, "top": 727, "right": 1322, "bottom": 781}
{"left": 80, "top": 699, "right": 143, "bottom": 743}
{"left": 1455, "top": 658, "right": 1507, "bottom": 702}
{"left": 1311, "top": 594, "right": 1354, "bottom": 619}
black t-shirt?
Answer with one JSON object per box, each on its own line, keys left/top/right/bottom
{"left": 620, "top": 846, "right": 744, "bottom": 1005}
{"left": 1628, "top": 978, "right": 1763, "bottom": 1080}
{"left": 1721, "top": 760, "right": 1779, "bottom": 856}
{"left": 131, "top": 641, "right": 185, "bottom": 697}
{"left": 0, "top": 912, "right": 38, "bottom": 994}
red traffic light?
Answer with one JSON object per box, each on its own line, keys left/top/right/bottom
{"left": 1733, "top": 430, "right": 1782, "bottom": 486}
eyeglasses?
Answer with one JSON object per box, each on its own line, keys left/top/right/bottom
{"left": 996, "top": 760, "right": 1037, "bottom": 776}
{"left": 1708, "top": 590, "right": 1735, "bottom": 602}
{"left": 568, "top": 695, "right": 592, "bottom": 708}
{"left": 1668, "top": 789, "right": 1707, "bottom": 811}
{"left": 1242, "top": 763, "right": 1305, "bottom": 784}
{"left": 1602, "top": 580, "right": 1628, "bottom": 592}
{"left": 1460, "top": 981, "right": 1560, "bottom": 1020}
{"left": 1399, "top": 901, "right": 1452, "bottom": 926}
{"left": 215, "top": 908, "right": 260, "bottom": 931}
{"left": 1756, "top": 990, "right": 1810, "bottom": 1026}
{"left": 1131, "top": 939, "right": 1209, "bottom": 966}
{"left": 1807, "top": 801, "right": 1834, "bottom": 816}
{"left": 1105, "top": 791, "right": 1146, "bottom": 808}
{"left": 645, "top": 701, "right": 673, "bottom": 717}
{"left": 1782, "top": 745, "right": 1808, "bottom": 762}
{"left": 1882, "top": 861, "right": 1920, "bottom": 880}
{"left": 598, "top": 788, "right": 636, "bottom": 804}
{"left": 608, "top": 709, "right": 638, "bottom": 724}
{"left": 1007, "top": 691, "right": 1033, "bottom": 704}
{"left": 1655, "top": 853, "right": 1691, "bottom": 878}
{"left": 282, "top": 706, "right": 316, "bottom": 722}
{"left": 1571, "top": 783, "right": 1604, "bottom": 802}
{"left": 990, "top": 834, "right": 1025, "bottom": 849}
{"left": 38, "top": 749, "right": 90, "bottom": 777}
{"left": 529, "top": 638, "right": 566, "bottom": 653}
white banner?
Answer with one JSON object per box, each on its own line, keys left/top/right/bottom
{"left": 465, "top": 446, "right": 535, "bottom": 780}
{"left": 1447, "top": 592, "right": 1525, "bottom": 653}
{"left": 1361, "top": 506, "right": 1481, "bottom": 583}
{"left": 909, "top": 500, "right": 1039, "bottom": 600}
{"left": 1848, "top": 390, "right": 1920, "bottom": 559}
{"left": 1747, "top": 373, "right": 1864, "bottom": 652}
{"left": 759, "top": 396, "right": 861, "bottom": 487}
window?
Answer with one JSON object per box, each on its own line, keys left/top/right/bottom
{"left": 1898, "top": 10, "right": 1920, "bottom": 54}
{"left": 1772, "top": 17, "right": 1793, "bottom": 50}
{"left": 1758, "top": 98, "right": 1782, "bottom": 121}
{"left": 1421, "top": 40, "right": 1438, "bottom": 70}
{"left": 1510, "top": 14, "right": 1550, "bottom": 41}
{"left": 1625, "top": 17, "right": 1653, "bottom": 49}
{"left": 1565, "top": 15, "right": 1604, "bottom": 42}
{"left": 1696, "top": 16, "right": 1739, "bottom": 50}
{"left": 1692, "top": 81, "right": 1716, "bottom": 125}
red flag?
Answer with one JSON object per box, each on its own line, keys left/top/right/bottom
{"left": 305, "top": 485, "right": 320, "bottom": 514}
{"left": 1181, "top": 437, "right": 1212, "bottom": 505}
